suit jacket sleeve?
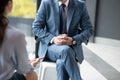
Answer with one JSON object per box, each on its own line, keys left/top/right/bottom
{"left": 32, "top": 0, "right": 54, "bottom": 45}
{"left": 73, "top": 3, "right": 93, "bottom": 45}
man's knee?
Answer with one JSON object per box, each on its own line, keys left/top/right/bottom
{"left": 59, "top": 45, "right": 73, "bottom": 59}
{"left": 60, "top": 45, "right": 71, "bottom": 53}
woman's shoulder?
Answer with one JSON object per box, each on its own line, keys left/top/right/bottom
{"left": 6, "top": 26, "right": 25, "bottom": 40}
{"left": 7, "top": 26, "right": 24, "bottom": 35}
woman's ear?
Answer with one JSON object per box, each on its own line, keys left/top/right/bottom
{"left": 7, "top": 1, "right": 13, "bottom": 13}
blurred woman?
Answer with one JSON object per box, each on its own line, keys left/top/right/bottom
{"left": 0, "top": 0, "right": 38, "bottom": 80}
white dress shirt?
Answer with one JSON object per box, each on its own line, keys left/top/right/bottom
{"left": 59, "top": 0, "right": 69, "bottom": 14}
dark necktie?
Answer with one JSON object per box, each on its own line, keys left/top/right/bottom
{"left": 60, "top": 4, "right": 67, "bottom": 34}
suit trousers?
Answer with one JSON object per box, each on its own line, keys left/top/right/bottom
{"left": 45, "top": 44, "right": 82, "bottom": 80}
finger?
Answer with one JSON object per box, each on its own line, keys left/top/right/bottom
{"left": 57, "top": 36, "right": 64, "bottom": 39}
{"left": 36, "top": 58, "right": 40, "bottom": 62}
{"left": 55, "top": 40, "right": 63, "bottom": 45}
{"left": 39, "top": 57, "right": 44, "bottom": 61}
{"left": 61, "top": 34, "right": 67, "bottom": 36}
{"left": 28, "top": 59, "right": 36, "bottom": 63}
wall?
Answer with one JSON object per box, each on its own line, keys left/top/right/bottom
{"left": 86, "top": 0, "right": 97, "bottom": 42}
{"left": 9, "top": 17, "right": 34, "bottom": 36}
{"left": 95, "top": 0, "right": 120, "bottom": 40}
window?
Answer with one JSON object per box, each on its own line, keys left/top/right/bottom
{"left": 9, "top": 0, "right": 36, "bottom": 18}
{"left": 8, "top": 0, "right": 37, "bottom": 59}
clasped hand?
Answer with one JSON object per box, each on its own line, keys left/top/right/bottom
{"left": 53, "top": 34, "right": 73, "bottom": 45}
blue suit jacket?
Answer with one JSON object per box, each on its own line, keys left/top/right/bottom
{"left": 32, "top": 0, "right": 93, "bottom": 64}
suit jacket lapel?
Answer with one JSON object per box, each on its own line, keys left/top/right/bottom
{"left": 67, "top": 0, "right": 75, "bottom": 32}
{"left": 53, "top": 0, "right": 60, "bottom": 35}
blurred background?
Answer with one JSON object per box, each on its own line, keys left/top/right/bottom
{"left": 8, "top": 0, "right": 36, "bottom": 59}
{"left": 9, "top": 0, "right": 36, "bottom": 36}
{"left": 8, "top": 0, "right": 120, "bottom": 80}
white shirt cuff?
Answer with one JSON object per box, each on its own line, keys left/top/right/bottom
{"left": 50, "top": 37, "right": 56, "bottom": 44}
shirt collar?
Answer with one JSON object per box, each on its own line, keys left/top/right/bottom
{"left": 58, "top": 0, "right": 69, "bottom": 7}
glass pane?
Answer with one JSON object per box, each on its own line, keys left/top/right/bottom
{"left": 9, "top": 0, "right": 36, "bottom": 18}
{"left": 9, "top": 0, "right": 36, "bottom": 36}
{"left": 8, "top": 0, "right": 36, "bottom": 59}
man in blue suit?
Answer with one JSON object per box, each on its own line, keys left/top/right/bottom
{"left": 32, "top": 0, "right": 93, "bottom": 80}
